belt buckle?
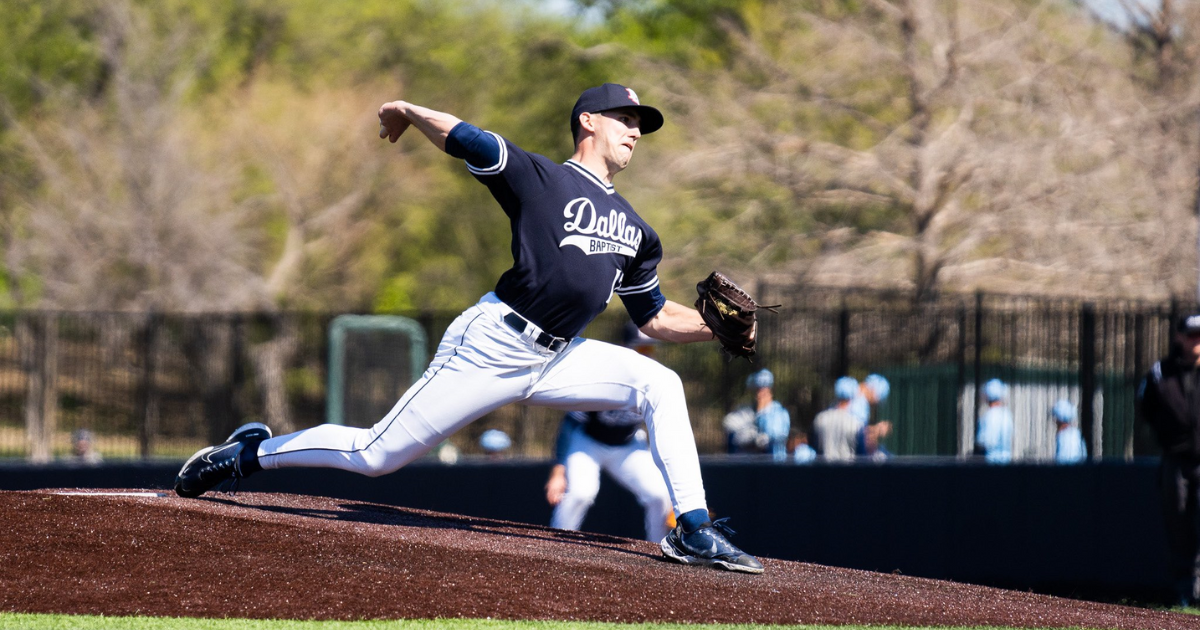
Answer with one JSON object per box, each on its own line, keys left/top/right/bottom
{"left": 534, "top": 331, "right": 562, "bottom": 352}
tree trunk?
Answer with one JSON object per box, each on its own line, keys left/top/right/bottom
{"left": 135, "top": 314, "right": 161, "bottom": 458}
{"left": 18, "top": 314, "right": 59, "bottom": 463}
{"left": 249, "top": 314, "right": 298, "bottom": 434}
{"left": 184, "top": 317, "right": 241, "bottom": 444}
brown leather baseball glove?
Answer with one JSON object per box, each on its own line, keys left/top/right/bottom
{"left": 694, "top": 271, "right": 780, "bottom": 360}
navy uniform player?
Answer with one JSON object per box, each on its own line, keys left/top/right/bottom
{"left": 545, "top": 322, "right": 673, "bottom": 542}
{"left": 174, "top": 83, "right": 763, "bottom": 574}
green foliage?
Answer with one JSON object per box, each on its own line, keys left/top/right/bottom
{"left": 180, "top": 0, "right": 292, "bottom": 92}
{"left": 373, "top": 272, "right": 418, "bottom": 313}
{"left": 596, "top": 0, "right": 750, "bottom": 69}
{"left": 0, "top": 0, "right": 101, "bottom": 114}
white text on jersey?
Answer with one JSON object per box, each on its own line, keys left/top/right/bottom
{"left": 561, "top": 197, "right": 643, "bottom": 257}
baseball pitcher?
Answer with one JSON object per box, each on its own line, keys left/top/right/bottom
{"left": 175, "top": 83, "right": 766, "bottom": 573}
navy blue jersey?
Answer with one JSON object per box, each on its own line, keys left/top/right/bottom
{"left": 446, "top": 122, "right": 666, "bottom": 338}
{"left": 553, "top": 410, "right": 644, "bottom": 463}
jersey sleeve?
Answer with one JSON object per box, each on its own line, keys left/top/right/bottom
{"left": 756, "top": 403, "right": 791, "bottom": 440}
{"left": 553, "top": 412, "right": 586, "bottom": 464}
{"left": 445, "top": 122, "right": 502, "bottom": 171}
{"left": 445, "top": 122, "right": 559, "bottom": 210}
{"left": 616, "top": 228, "right": 666, "bottom": 327}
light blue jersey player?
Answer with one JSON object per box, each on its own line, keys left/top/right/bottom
{"left": 1051, "top": 399, "right": 1086, "bottom": 464}
{"left": 174, "top": 84, "right": 763, "bottom": 574}
{"left": 849, "top": 374, "right": 890, "bottom": 458}
{"left": 976, "top": 379, "right": 1014, "bottom": 464}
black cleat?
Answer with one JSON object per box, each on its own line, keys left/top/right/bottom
{"left": 174, "top": 422, "right": 271, "bottom": 498}
{"left": 660, "top": 517, "right": 764, "bottom": 574}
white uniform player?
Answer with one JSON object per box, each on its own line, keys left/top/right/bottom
{"left": 174, "top": 84, "right": 763, "bottom": 573}
{"left": 547, "top": 410, "right": 673, "bottom": 542}
{"left": 545, "top": 323, "right": 672, "bottom": 542}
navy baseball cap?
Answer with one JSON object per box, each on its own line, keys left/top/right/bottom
{"left": 570, "top": 83, "right": 664, "bottom": 139}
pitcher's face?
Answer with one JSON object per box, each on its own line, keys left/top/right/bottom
{"left": 591, "top": 108, "right": 642, "bottom": 172}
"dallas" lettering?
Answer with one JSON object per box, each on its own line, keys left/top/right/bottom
{"left": 562, "top": 198, "right": 643, "bottom": 251}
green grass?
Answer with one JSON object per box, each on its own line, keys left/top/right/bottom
{"left": 0, "top": 615, "right": 1109, "bottom": 630}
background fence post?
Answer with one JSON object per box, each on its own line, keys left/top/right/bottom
{"left": 956, "top": 302, "right": 968, "bottom": 455}
{"left": 135, "top": 313, "right": 160, "bottom": 459}
{"left": 972, "top": 291, "right": 984, "bottom": 441}
{"left": 837, "top": 301, "right": 849, "bottom": 378}
{"left": 1130, "top": 312, "right": 1146, "bottom": 459}
{"left": 1080, "top": 303, "right": 1097, "bottom": 460}
{"left": 231, "top": 315, "right": 246, "bottom": 433}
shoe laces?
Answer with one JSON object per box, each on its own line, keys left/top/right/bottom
{"left": 200, "top": 454, "right": 245, "bottom": 495}
{"left": 680, "top": 518, "right": 745, "bottom": 558}
{"left": 198, "top": 455, "right": 237, "bottom": 480}
{"left": 711, "top": 517, "right": 738, "bottom": 539}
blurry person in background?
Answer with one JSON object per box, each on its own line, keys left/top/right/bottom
{"left": 544, "top": 320, "right": 673, "bottom": 542}
{"left": 975, "top": 378, "right": 1013, "bottom": 464}
{"left": 850, "top": 374, "right": 890, "bottom": 424}
{"left": 479, "top": 429, "right": 512, "bottom": 459}
{"left": 814, "top": 377, "right": 861, "bottom": 462}
{"left": 1051, "top": 399, "right": 1086, "bottom": 464}
{"left": 70, "top": 429, "right": 103, "bottom": 465}
{"left": 1138, "top": 311, "right": 1200, "bottom": 606}
{"left": 789, "top": 430, "right": 817, "bottom": 464}
{"left": 850, "top": 374, "right": 892, "bottom": 460}
{"left": 723, "top": 369, "right": 790, "bottom": 461}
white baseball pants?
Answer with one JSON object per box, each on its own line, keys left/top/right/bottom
{"left": 551, "top": 428, "right": 673, "bottom": 542}
{"left": 256, "top": 293, "right": 708, "bottom": 517}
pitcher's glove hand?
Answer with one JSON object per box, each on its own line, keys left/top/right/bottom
{"left": 694, "top": 271, "right": 780, "bottom": 360}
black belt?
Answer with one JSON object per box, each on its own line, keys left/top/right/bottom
{"left": 503, "top": 312, "right": 572, "bottom": 352}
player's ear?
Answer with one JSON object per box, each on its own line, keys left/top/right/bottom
{"left": 578, "top": 111, "right": 597, "bottom": 134}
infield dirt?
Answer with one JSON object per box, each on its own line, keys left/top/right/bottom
{"left": 2, "top": 489, "right": 1198, "bottom": 628}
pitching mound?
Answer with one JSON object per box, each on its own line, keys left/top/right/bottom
{"left": 1, "top": 490, "right": 1197, "bottom": 628}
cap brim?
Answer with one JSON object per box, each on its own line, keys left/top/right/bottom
{"left": 596, "top": 104, "right": 664, "bottom": 134}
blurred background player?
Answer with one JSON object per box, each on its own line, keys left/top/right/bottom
{"left": 789, "top": 430, "right": 817, "bottom": 464}
{"left": 722, "top": 369, "right": 790, "bottom": 461}
{"left": 544, "top": 321, "right": 673, "bottom": 542}
{"left": 850, "top": 373, "right": 891, "bottom": 460}
{"left": 814, "top": 376, "right": 861, "bottom": 462}
{"left": 1051, "top": 399, "right": 1086, "bottom": 464}
{"left": 479, "top": 429, "right": 511, "bottom": 459}
{"left": 69, "top": 428, "right": 102, "bottom": 465}
{"left": 849, "top": 374, "right": 889, "bottom": 425}
{"left": 1137, "top": 311, "right": 1200, "bottom": 606}
{"left": 975, "top": 378, "right": 1013, "bottom": 464}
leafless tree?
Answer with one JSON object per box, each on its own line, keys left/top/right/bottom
{"left": 634, "top": 0, "right": 1195, "bottom": 301}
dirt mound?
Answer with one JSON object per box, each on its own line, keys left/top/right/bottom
{"left": 1, "top": 490, "right": 1197, "bottom": 628}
